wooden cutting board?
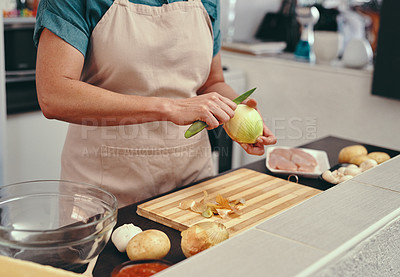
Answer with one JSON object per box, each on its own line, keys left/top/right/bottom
{"left": 137, "top": 168, "right": 321, "bottom": 237}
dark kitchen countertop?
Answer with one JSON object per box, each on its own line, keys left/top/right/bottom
{"left": 92, "top": 135, "right": 400, "bottom": 277}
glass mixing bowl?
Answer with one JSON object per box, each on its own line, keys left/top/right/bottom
{"left": 0, "top": 180, "right": 118, "bottom": 271}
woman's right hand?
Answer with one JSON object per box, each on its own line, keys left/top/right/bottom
{"left": 168, "top": 92, "right": 237, "bottom": 129}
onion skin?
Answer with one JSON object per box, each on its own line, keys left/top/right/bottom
{"left": 224, "top": 104, "right": 263, "bottom": 144}
{"left": 180, "top": 222, "right": 229, "bottom": 258}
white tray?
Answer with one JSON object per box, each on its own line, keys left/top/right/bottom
{"left": 265, "top": 146, "right": 331, "bottom": 179}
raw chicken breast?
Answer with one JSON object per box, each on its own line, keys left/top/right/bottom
{"left": 271, "top": 148, "right": 292, "bottom": 160}
{"left": 291, "top": 148, "right": 317, "bottom": 166}
{"left": 269, "top": 154, "right": 298, "bottom": 171}
{"left": 268, "top": 148, "right": 318, "bottom": 173}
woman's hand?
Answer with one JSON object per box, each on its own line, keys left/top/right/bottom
{"left": 169, "top": 92, "right": 237, "bottom": 129}
{"left": 238, "top": 98, "right": 277, "bottom": 155}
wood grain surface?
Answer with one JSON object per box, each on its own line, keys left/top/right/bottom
{"left": 137, "top": 169, "right": 321, "bottom": 237}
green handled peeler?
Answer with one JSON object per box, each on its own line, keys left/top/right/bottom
{"left": 184, "top": 87, "right": 257, "bottom": 138}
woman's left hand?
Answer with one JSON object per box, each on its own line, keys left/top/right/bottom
{"left": 239, "top": 98, "right": 277, "bottom": 156}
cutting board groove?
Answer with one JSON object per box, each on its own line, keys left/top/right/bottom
{"left": 137, "top": 168, "right": 321, "bottom": 236}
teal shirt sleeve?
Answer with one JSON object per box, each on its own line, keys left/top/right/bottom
{"left": 34, "top": 0, "right": 221, "bottom": 57}
{"left": 202, "top": 0, "right": 221, "bottom": 56}
{"left": 33, "top": 0, "right": 94, "bottom": 56}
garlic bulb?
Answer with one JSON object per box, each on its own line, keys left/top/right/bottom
{"left": 111, "top": 224, "right": 142, "bottom": 252}
{"left": 337, "top": 166, "right": 347, "bottom": 176}
{"left": 322, "top": 160, "right": 376, "bottom": 185}
{"left": 359, "top": 159, "right": 378, "bottom": 172}
{"left": 339, "top": 175, "right": 353, "bottom": 183}
{"left": 322, "top": 170, "right": 339, "bottom": 184}
{"left": 224, "top": 104, "right": 263, "bottom": 144}
{"left": 181, "top": 222, "right": 229, "bottom": 258}
{"left": 344, "top": 166, "right": 361, "bottom": 176}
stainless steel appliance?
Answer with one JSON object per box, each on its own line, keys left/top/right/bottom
{"left": 3, "top": 17, "right": 39, "bottom": 114}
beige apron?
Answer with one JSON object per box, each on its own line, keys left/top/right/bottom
{"left": 61, "top": 0, "right": 214, "bottom": 207}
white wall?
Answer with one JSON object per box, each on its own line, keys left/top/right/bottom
{"left": 220, "top": 0, "right": 282, "bottom": 42}
{"left": 0, "top": 12, "right": 6, "bottom": 186}
{"left": 5, "top": 112, "right": 68, "bottom": 184}
{"left": 221, "top": 51, "right": 400, "bottom": 151}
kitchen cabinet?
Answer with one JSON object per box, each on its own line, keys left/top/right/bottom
{"left": 220, "top": 50, "right": 400, "bottom": 151}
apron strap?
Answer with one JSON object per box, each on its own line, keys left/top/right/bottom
{"left": 116, "top": 0, "right": 130, "bottom": 6}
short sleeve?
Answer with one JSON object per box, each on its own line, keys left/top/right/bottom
{"left": 33, "top": 0, "right": 90, "bottom": 56}
{"left": 202, "top": 0, "right": 221, "bottom": 56}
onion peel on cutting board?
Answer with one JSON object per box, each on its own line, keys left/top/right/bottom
{"left": 178, "top": 191, "right": 245, "bottom": 219}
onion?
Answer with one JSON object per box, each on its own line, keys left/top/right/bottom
{"left": 224, "top": 104, "right": 263, "bottom": 144}
{"left": 180, "top": 222, "right": 229, "bottom": 258}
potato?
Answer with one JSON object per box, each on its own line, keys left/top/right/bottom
{"left": 338, "top": 145, "right": 368, "bottom": 163}
{"left": 126, "top": 229, "right": 171, "bottom": 261}
{"left": 349, "top": 154, "right": 370, "bottom": 166}
{"left": 367, "top": 152, "right": 390, "bottom": 164}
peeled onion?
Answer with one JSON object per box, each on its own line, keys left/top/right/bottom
{"left": 181, "top": 222, "right": 229, "bottom": 258}
{"left": 224, "top": 104, "right": 263, "bottom": 144}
